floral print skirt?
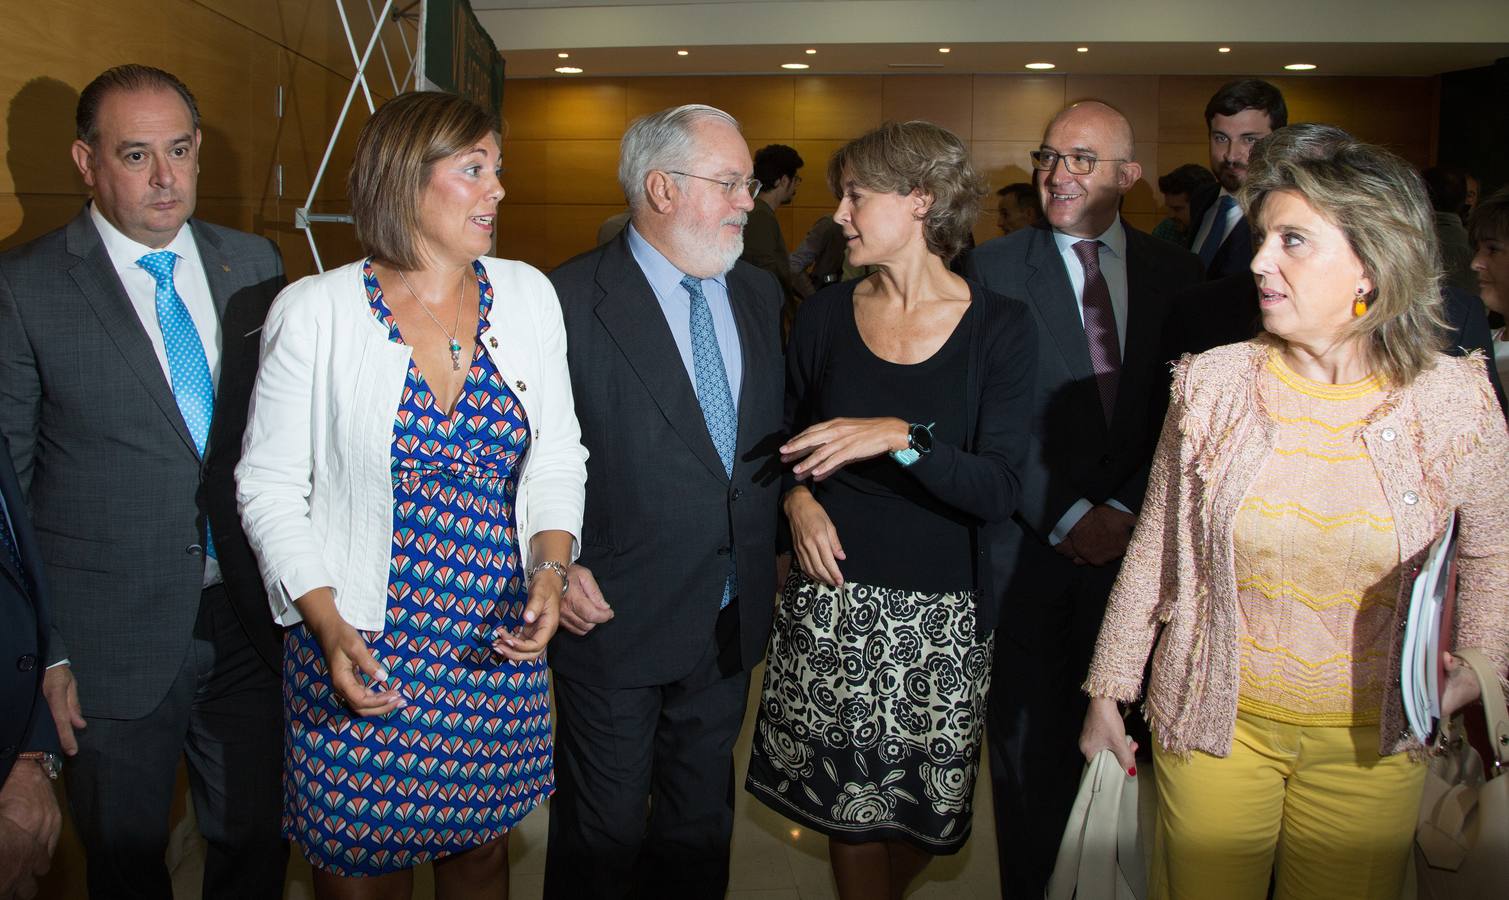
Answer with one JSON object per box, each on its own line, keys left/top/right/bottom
{"left": 745, "top": 568, "right": 993, "bottom": 854}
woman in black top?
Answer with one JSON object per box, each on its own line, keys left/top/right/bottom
{"left": 745, "top": 121, "right": 1038, "bottom": 898}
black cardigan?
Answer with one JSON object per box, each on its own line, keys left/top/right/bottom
{"left": 782, "top": 278, "right": 1039, "bottom": 636}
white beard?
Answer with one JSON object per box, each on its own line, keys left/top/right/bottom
{"left": 670, "top": 214, "right": 746, "bottom": 277}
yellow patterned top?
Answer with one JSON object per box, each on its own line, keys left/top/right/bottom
{"left": 1233, "top": 351, "right": 1400, "bottom": 727}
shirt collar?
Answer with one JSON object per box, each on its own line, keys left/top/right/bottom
{"left": 1051, "top": 215, "right": 1126, "bottom": 259}
{"left": 625, "top": 222, "right": 729, "bottom": 296}
{"left": 89, "top": 202, "right": 196, "bottom": 270}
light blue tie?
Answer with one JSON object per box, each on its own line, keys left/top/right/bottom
{"left": 139, "top": 250, "right": 216, "bottom": 559}
{"left": 1197, "top": 194, "right": 1238, "bottom": 269}
{"left": 683, "top": 275, "right": 737, "bottom": 608}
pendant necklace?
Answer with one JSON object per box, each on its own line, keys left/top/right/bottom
{"left": 397, "top": 268, "right": 467, "bottom": 370}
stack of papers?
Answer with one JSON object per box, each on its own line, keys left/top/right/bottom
{"left": 1401, "top": 515, "right": 1459, "bottom": 743}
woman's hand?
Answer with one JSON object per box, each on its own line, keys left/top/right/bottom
{"left": 1078, "top": 696, "right": 1138, "bottom": 775}
{"left": 785, "top": 487, "right": 845, "bottom": 587}
{"left": 1439, "top": 651, "right": 1485, "bottom": 721}
{"left": 782, "top": 417, "right": 909, "bottom": 481}
{"left": 297, "top": 588, "right": 406, "bottom": 717}
{"left": 492, "top": 569, "right": 563, "bottom": 662}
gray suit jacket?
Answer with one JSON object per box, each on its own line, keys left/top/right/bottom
{"left": 0, "top": 208, "right": 285, "bottom": 719}
{"left": 547, "top": 232, "right": 785, "bottom": 688}
{"left": 965, "top": 221, "right": 1203, "bottom": 596}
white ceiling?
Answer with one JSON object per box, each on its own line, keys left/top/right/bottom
{"left": 471, "top": 1, "right": 1509, "bottom": 78}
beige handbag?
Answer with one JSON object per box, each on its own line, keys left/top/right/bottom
{"left": 1412, "top": 647, "right": 1509, "bottom": 900}
{"left": 1046, "top": 742, "right": 1146, "bottom": 900}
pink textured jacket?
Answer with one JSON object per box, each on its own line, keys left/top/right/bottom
{"left": 1084, "top": 341, "right": 1509, "bottom": 757}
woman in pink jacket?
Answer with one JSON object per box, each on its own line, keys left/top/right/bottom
{"left": 1078, "top": 123, "right": 1509, "bottom": 900}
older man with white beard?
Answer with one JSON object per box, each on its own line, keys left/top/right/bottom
{"left": 543, "top": 104, "right": 786, "bottom": 900}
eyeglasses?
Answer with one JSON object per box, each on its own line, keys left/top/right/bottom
{"left": 668, "top": 171, "right": 762, "bottom": 199}
{"left": 1029, "top": 150, "right": 1129, "bottom": 175}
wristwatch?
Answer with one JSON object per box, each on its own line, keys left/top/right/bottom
{"left": 17, "top": 751, "right": 61, "bottom": 781}
{"left": 527, "top": 560, "right": 570, "bottom": 593}
{"left": 889, "top": 422, "right": 935, "bottom": 468}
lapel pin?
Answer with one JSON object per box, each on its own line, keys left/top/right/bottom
{"left": 489, "top": 337, "right": 499, "bottom": 349}
{"left": 515, "top": 380, "right": 527, "bottom": 391}
{"left": 221, "top": 264, "right": 231, "bottom": 272}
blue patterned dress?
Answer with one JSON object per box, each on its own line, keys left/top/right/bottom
{"left": 282, "top": 260, "right": 553, "bottom": 876}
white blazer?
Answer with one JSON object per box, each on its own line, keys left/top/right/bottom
{"left": 235, "top": 257, "right": 587, "bottom": 631}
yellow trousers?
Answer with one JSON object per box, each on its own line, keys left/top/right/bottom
{"left": 1151, "top": 711, "right": 1424, "bottom": 900}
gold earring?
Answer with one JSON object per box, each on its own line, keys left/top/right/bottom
{"left": 1353, "top": 287, "right": 1368, "bottom": 318}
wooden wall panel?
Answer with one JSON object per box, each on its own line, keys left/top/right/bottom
{"left": 716, "top": 77, "right": 796, "bottom": 137}
{"left": 502, "top": 139, "right": 550, "bottom": 205}
{"left": 547, "top": 80, "right": 628, "bottom": 140}
{"left": 882, "top": 75, "right": 974, "bottom": 139}
{"left": 502, "top": 78, "right": 552, "bottom": 140}
{"left": 972, "top": 75, "right": 1065, "bottom": 142}
{"left": 794, "top": 76, "right": 882, "bottom": 140}
{"left": 547, "top": 140, "right": 625, "bottom": 205}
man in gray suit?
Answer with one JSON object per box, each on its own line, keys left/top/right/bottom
{"left": 964, "top": 101, "right": 1203, "bottom": 900}
{"left": 543, "top": 104, "right": 784, "bottom": 899}
{"left": 0, "top": 65, "right": 287, "bottom": 897}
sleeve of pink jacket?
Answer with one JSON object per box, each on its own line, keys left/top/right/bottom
{"left": 1082, "top": 356, "right": 1203, "bottom": 702}
{"left": 1449, "top": 366, "right": 1509, "bottom": 694}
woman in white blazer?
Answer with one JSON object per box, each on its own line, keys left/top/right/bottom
{"left": 236, "top": 92, "right": 586, "bottom": 897}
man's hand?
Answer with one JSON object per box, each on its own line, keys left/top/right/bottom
{"left": 559, "top": 565, "right": 613, "bottom": 636}
{"left": 0, "top": 758, "right": 61, "bottom": 899}
{"left": 1065, "top": 505, "right": 1135, "bottom": 567}
{"left": 41, "top": 666, "right": 84, "bottom": 756}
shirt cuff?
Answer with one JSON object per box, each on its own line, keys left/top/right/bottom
{"left": 1105, "top": 498, "right": 1132, "bottom": 516}
{"left": 1049, "top": 498, "right": 1095, "bottom": 546}
{"left": 46, "top": 658, "right": 70, "bottom": 669}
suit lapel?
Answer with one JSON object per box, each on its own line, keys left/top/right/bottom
{"left": 65, "top": 212, "right": 199, "bottom": 456}
{"left": 1116, "top": 229, "right": 1159, "bottom": 431}
{"left": 725, "top": 265, "right": 765, "bottom": 471}
{"left": 1024, "top": 227, "right": 1095, "bottom": 381}
{"left": 192, "top": 219, "right": 234, "bottom": 321}
{"left": 592, "top": 238, "right": 728, "bottom": 482}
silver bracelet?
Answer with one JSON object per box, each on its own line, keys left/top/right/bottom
{"left": 527, "top": 560, "right": 569, "bottom": 592}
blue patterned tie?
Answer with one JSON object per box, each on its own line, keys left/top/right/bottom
{"left": 1197, "top": 194, "right": 1238, "bottom": 269}
{"left": 139, "top": 250, "right": 216, "bottom": 559}
{"left": 683, "top": 275, "right": 737, "bottom": 608}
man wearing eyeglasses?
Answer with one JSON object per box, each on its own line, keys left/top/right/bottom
{"left": 964, "top": 100, "right": 1202, "bottom": 900}
{"left": 543, "top": 104, "right": 785, "bottom": 900}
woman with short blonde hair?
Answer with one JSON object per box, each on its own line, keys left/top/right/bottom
{"left": 1078, "top": 124, "right": 1509, "bottom": 900}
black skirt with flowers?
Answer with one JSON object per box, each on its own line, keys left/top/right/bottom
{"left": 745, "top": 568, "right": 994, "bottom": 854}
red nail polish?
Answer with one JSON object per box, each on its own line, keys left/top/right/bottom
{"left": 1128, "top": 766, "right": 1137, "bottom": 777}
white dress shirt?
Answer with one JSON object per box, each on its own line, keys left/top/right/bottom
{"left": 1048, "top": 216, "right": 1134, "bottom": 545}
{"left": 90, "top": 204, "right": 222, "bottom": 587}
{"left": 1188, "top": 187, "right": 1243, "bottom": 258}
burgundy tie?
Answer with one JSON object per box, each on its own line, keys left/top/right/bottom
{"left": 1073, "top": 240, "right": 1121, "bottom": 424}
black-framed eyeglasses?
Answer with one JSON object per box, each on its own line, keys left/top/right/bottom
{"left": 1029, "top": 150, "right": 1129, "bottom": 175}
{"left": 668, "top": 171, "right": 762, "bottom": 199}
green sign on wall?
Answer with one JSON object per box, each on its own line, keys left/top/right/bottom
{"left": 424, "top": 0, "right": 505, "bottom": 117}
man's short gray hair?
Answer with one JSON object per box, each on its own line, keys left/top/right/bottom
{"left": 618, "top": 104, "right": 741, "bottom": 211}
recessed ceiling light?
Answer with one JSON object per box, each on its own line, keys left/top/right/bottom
{"left": 805, "top": 48, "right": 817, "bottom": 55}
{"left": 1284, "top": 63, "right": 1317, "bottom": 70}
{"left": 676, "top": 49, "right": 689, "bottom": 56}
{"left": 555, "top": 66, "right": 583, "bottom": 74}
{"left": 781, "top": 63, "right": 810, "bottom": 70}
{"left": 1077, "top": 47, "right": 1089, "bottom": 53}
{"left": 938, "top": 47, "right": 951, "bottom": 54}
{"left": 1025, "top": 62, "right": 1055, "bottom": 70}
{"left": 557, "top": 52, "right": 569, "bottom": 59}
{"left": 1218, "top": 47, "right": 1232, "bottom": 53}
